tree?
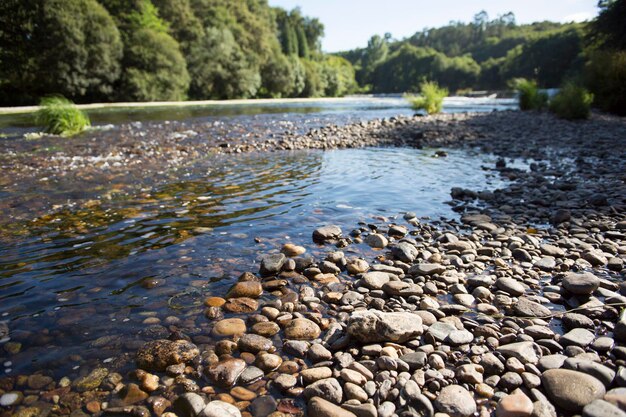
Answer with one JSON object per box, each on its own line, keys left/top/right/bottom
{"left": 261, "top": 52, "right": 296, "bottom": 98}
{"left": 151, "top": 0, "right": 204, "bottom": 52}
{"left": 360, "top": 35, "right": 389, "bottom": 85}
{"left": 0, "top": 0, "right": 122, "bottom": 105}
{"left": 101, "top": 0, "right": 189, "bottom": 101}
{"left": 121, "top": 28, "right": 190, "bottom": 101}
{"left": 589, "top": 0, "right": 626, "bottom": 50}
{"left": 187, "top": 27, "right": 260, "bottom": 99}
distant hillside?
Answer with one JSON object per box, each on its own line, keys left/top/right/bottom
{"left": 338, "top": 12, "right": 585, "bottom": 93}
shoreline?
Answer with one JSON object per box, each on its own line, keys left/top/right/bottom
{"left": 0, "top": 110, "right": 625, "bottom": 417}
{"left": 0, "top": 96, "right": 389, "bottom": 116}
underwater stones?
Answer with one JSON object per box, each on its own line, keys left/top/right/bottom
{"left": 136, "top": 339, "right": 199, "bottom": 372}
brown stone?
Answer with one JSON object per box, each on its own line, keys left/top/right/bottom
{"left": 226, "top": 281, "right": 262, "bottom": 299}
{"left": 224, "top": 297, "right": 259, "bottom": 313}
{"left": 205, "top": 297, "right": 226, "bottom": 307}
{"left": 212, "top": 318, "right": 247, "bottom": 337}
{"left": 206, "top": 358, "right": 247, "bottom": 387}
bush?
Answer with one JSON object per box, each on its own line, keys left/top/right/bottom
{"left": 549, "top": 83, "right": 593, "bottom": 120}
{"left": 36, "top": 97, "right": 90, "bottom": 136}
{"left": 513, "top": 78, "right": 548, "bottom": 111}
{"left": 408, "top": 81, "right": 448, "bottom": 114}
{"left": 584, "top": 50, "right": 626, "bottom": 116}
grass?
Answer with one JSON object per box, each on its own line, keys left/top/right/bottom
{"left": 35, "top": 97, "right": 90, "bottom": 136}
{"left": 549, "top": 82, "right": 593, "bottom": 120}
{"left": 407, "top": 81, "right": 448, "bottom": 114}
{"left": 512, "top": 78, "right": 548, "bottom": 111}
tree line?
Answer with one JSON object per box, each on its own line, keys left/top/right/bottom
{"left": 0, "top": 0, "right": 624, "bottom": 113}
{"left": 0, "top": 0, "right": 357, "bottom": 105}
{"left": 339, "top": 12, "right": 586, "bottom": 93}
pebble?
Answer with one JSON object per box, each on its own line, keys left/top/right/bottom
{"left": 496, "top": 393, "right": 534, "bottom": 417}
{"left": 562, "top": 272, "right": 600, "bottom": 295}
{"left": 308, "top": 396, "right": 357, "bottom": 417}
{"left": 434, "top": 384, "right": 476, "bottom": 417}
{"left": 284, "top": 318, "right": 321, "bottom": 340}
{"left": 203, "top": 400, "right": 242, "bottom": 417}
{"left": 212, "top": 318, "right": 247, "bottom": 336}
{"left": 542, "top": 369, "right": 606, "bottom": 412}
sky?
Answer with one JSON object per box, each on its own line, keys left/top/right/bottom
{"left": 267, "top": 0, "right": 599, "bottom": 52}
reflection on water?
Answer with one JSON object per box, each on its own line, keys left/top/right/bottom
{"left": 0, "top": 147, "right": 511, "bottom": 377}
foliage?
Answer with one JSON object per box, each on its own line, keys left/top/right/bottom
{"left": 187, "top": 27, "right": 259, "bottom": 99}
{"left": 321, "top": 56, "right": 358, "bottom": 97}
{"left": 121, "top": 28, "right": 189, "bottom": 101}
{"left": 584, "top": 50, "right": 626, "bottom": 115}
{"left": 513, "top": 78, "right": 548, "bottom": 111}
{"left": 0, "top": 0, "right": 123, "bottom": 105}
{"left": 499, "top": 27, "right": 585, "bottom": 88}
{"left": 588, "top": 0, "right": 626, "bottom": 50}
{"left": 36, "top": 96, "right": 90, "bottom": 135}
{"left": 339, "top": 12, "right": 586, "bottom": 93}
{"left": 0, "top": 0, "right": 354, "bottom": 104}
{"left": 549, "top": 82, "right": 593, "bottom": 120}
{"left": 407, "top": 82, "right": 448, "bottom": 114}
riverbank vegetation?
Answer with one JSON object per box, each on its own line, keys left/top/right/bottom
{"left": 0, "top": 0, "right": 357, "bottom": 105}
{"left": 36, "top": 97, "right": 91, "bottom": 135}
{"left": 407, "top": 81, "right": 448, "bottom": 114}
{"left": 0, "top": 0, "right": 624, "bottom": 116}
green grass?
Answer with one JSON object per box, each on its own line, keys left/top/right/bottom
{"left": 407, "top": 81, "right": 448, "bottom": 114}
{"left": 36, "top": 97, "right": 90, "bottom": 136}
{"left": 549, "top": 82, "right": 593, "bottom": 120}
{"left": 512, "top": 78, "right": 548, "bottom": 111}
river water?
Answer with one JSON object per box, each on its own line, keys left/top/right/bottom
{"left": 0, "top": 97, "right": 519, "bottom": 378}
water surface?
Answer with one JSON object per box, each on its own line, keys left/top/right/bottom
{"left": 0, "top": 146, "right": 514, "bottom": 377}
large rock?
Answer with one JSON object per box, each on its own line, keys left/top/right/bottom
{"left": 302, "top": 378, "right": 343, "bottom": 404}
{"left": 360, "top": 272, "right": 390, "bottom": 290}
{"left": 391, "top": 242, "right": 418, "bottom": 263}
{"left": 212, "top": 318, "right": 246, "bottom": 337}
{"left": 308, "top": 397, "right": 357, "bottom": 417}
{"left": 259, "top": 254, "right": 286, "bottom": 276}
{"left": 583, "top": 400, "right": 626, "bottom": 417}
{"left": 225, "top": 281, "right": 262, "bottom": 299}
{"left": 136, "top": 339, "right": 199, "bottom": 372}
{"left": 614, "top": 310, "right": 626, "bottom": 343}
{"left": 497, "top": 341, "right": 542, "bottom": 364}
{"left": 496, "top": 278, "right": 526, "bottom": 296}
{"left": 542, "top": 369, "right": 606, "bottom": 412}
{"left": 562, "top": 272, "right": 600, "bottom": 295}
{"left": 513, "top": 297, "right": 551, "bottom": 318}
{"left": 409, "top": 263, "right": 446, "bottom": 276}
{"left": 313, "top": 225, "right": 342, "bottom": 243}
{"left": 202, "top": 400, "right": 241, "bottom": 417}
{"left": 205, "top": 358, "right": 246, "bottom": 387}
{"left": 347, "top": 310, "right": 423, "bottom": 343}
{"left": 434, "top": 384, "right": 476, "bottom": 417}
{"left": 284, "top": 318, "right": 321, "bottom": 340}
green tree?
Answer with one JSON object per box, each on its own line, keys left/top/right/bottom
{"left": 589, "top": 0, "right": 626, "bottom": 50}
{"left": 0, "top": 0, "right": 122, "bottom": 105}
{"left": 322, "top": 56, "right": 357, "bottom": 96}
{"left": 101, "top": 0, "right": 190, "bottom": 101}
{"left": 187, "top": 27, "right": 260, "bottom": 99}
{"left": 121, "top": 28, "right": 190, "bottom": 101}
{"left": 152, "top": 0, "right": 204, "bottom": 52}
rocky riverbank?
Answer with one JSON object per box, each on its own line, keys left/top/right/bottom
{"left": 1, "top": 110, "right": 626, "bottom": 417}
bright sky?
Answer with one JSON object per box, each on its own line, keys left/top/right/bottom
{"left": 267, "top": 0, "right": 599, "bottom": 52}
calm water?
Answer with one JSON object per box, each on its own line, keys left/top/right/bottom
{"left": 0, "top": 97, "right": 520, "bottom": 378}
{"left": 0, "top": 95, "right": 517, "bottom": 130}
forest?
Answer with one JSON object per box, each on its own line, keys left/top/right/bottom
{"left": 0, "top": 0, "right": 357, "bottom": 105}
{"left": 0, "top": 0, "right": 624, "bottom": 112}
{"left": 339, "top": 15, "right": 586, "bottom": 93}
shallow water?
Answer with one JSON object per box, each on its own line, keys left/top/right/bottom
{"left": 0, "top": 95, "right": 517, "bottom": 130}
{"left": 0, "top": 146, "right": 515, "bottom": 377}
